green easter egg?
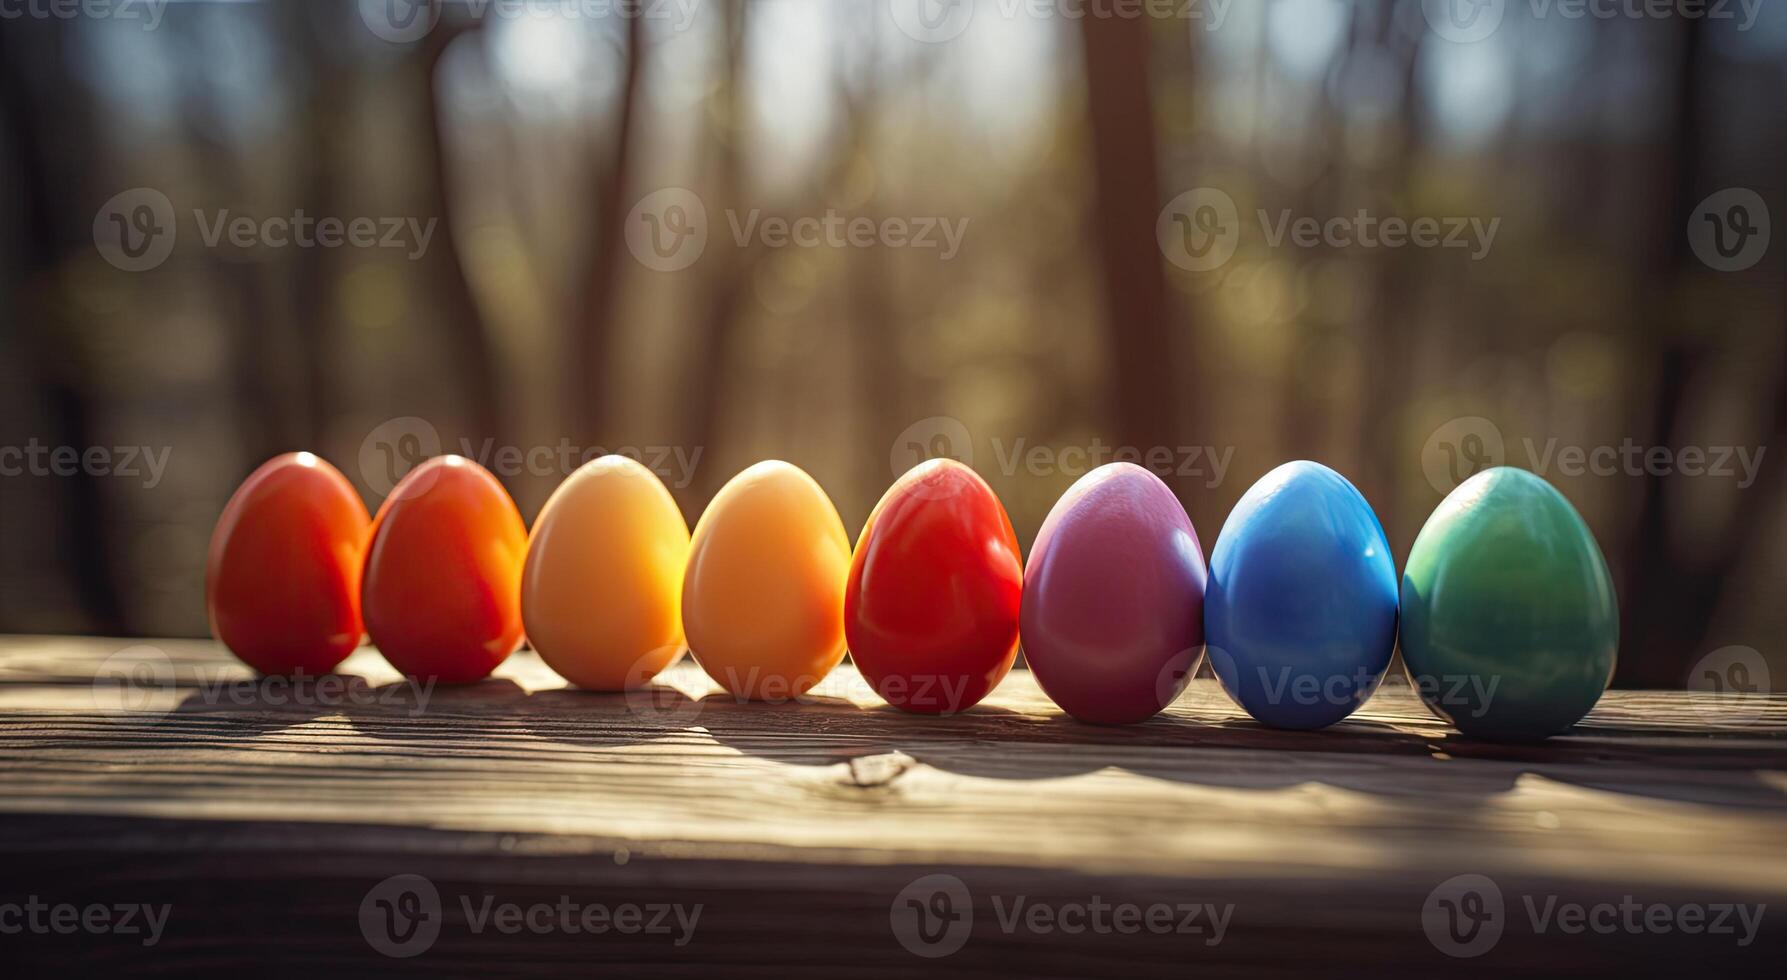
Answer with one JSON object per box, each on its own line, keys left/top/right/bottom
{"left": 1400, "top": 468, "right": 1618, "bottom": 740}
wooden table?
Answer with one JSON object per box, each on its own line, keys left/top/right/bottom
{"left": 1, "top": 636, "right": 1783, "bottom": 976}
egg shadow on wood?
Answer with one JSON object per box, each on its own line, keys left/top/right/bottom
{"left": 521, "top": 684, "right": 722, "bottom": 746}
{"left": 691, "top": 690, "right": 1040, "bottom": 771}
{"left": 339, "top": 678, "right": 564, "bottom": 749}
{"left": 169, "top": 674, "right": 376, "bottom": 738}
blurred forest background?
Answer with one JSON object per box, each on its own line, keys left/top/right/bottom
{"left": 2, "top": 0, "right": 1783, "bottom": 688}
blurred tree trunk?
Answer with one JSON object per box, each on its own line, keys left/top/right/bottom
{"left": 286, "top": 0, "right": 344, "bottom": 447}
{"left": 417, "top": 21, "right": 501, "bottom": 455}
{"left": 0, "top": 22, "right": 125, "bottom": 633}
{"left": 180, "top": 9, "right": 295, "bottom": 462}
{"left": 1279, "top": 12, "right": 1361, "bottom": 466}
{"left": 1079, "top": 14, "right": 1179, "bottom": 474}
{"left": 683, "top": 0, "right": 751, "bottom": 504}
{"left": 573, "top": 14, "right": 647, "bottom": 446}
{"left": 1617, "top": 16, "right": 1708, "bottom": 688}
{"left": 1616, "top": 17, "right": 1787, "bottom": 687}
{"left": 1359, "top": 14, "right": 1425, "bottom": 543}
{"left": 844, "top": 12, "right": 905, "bottom": 505}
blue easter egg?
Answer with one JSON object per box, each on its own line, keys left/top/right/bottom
{"left": 1206, "top": 461, "right": 1399, "bottom": 729}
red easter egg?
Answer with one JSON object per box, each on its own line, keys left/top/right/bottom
{"left": 362, "top": 456, "right": 527, "bottom": 684}
{"left": 844, "top": 459, "right": 1022, "bottom": 713}
{"left": 207, "top": 453, "right": 372, "bottom": 676}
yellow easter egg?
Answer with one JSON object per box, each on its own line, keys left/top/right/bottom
{"left": 522, "top": 456, "right": 691, "bottom": 690}
{"left": 682, "top": 461, "right": 850, "bottom": 701}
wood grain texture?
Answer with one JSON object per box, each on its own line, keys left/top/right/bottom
{"left": 1, "top": 636, "right": 1783, "bottom": 976}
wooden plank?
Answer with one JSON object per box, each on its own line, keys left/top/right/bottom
{"left": 0, "top": 636, "right": 1783, "bottom": 975}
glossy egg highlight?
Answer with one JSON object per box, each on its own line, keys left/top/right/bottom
{"left": 207, "top": 453, "right": 371, "bottom": 675}
{"left": 682, "top": 461, "right": 851, "bottom": 701}
{"left": 1020, "top": 463, "right": 1207, "bottom": 724}
{"left": 522, "top": 456, "right": 691, "bottom": 690}
{"left": 1401, "top": 467, "right": 1618, "bottom": 741}
{"left": 845, "top": 460, "right": 1022, "bottom": 714}
{"left": 1205, "top": 461, "right": 1399, "bottom": 729}
{"left": 362, "top": 456, "right": 528, "bottom": 684}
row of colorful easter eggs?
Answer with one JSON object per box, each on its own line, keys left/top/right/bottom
{"left": 208, "top": 452, "right": 1618, "bottom": 741}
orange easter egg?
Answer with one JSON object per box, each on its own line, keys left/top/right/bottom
{"left": 362, "top": 456, "right": 527, "bottom": 684}
{"left": 206, "top": 452, "right": 371, "bottom": 676}
{"left": 681, "top": 461, "right": 850, "bottom": 701}
{"left": 522, "top": 456, "right": 691, "bottom": 690}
